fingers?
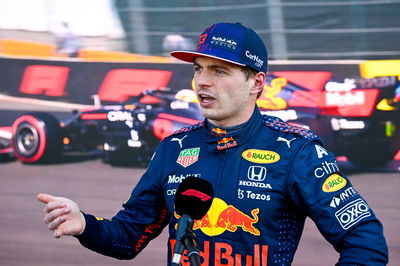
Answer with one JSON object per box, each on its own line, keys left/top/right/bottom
{"left": 43, "top": 200, "right": 67, "bottom": 214}
{"left": 44, "top": 206, "right": 71, "bottom": 224}
{"left": 47, "top": 214, "right": 66, "bottom": 231}
{"left": 37, "top": 193, "right": 56, "bottom": 204}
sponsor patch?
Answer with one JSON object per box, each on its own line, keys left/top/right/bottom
{"left": 211, "top": 127, "right": 227, "bottom": 135}
{"left": 216, "top": 137, "right": 237, "bottom": 150}
{"left": 237, "top": 188, "right": 270, "bottom": 201}
{"left": 322, "top": 174, "right": 347, "bottom": 192}
{"left": 210, "top": 34, "right": 238, "bottom": 52}
{"left": 314, "top": 160, "right": 340, "bottom": 179}
{"left": 329, "top": 187, "right": 358, "bottom": 208}
{"left": 277, "top": 137, "right": 296, "bottom": 148}
{"left": 177, "top": 147, "right": 200, "bottom": 167}
{"left": 335, "top": 198, "right": 371, "bottom": 230}
{"left": 247, "top": 166, "right": 267, "bottom": 181}
{"left": 242, "top": 149, "right": 280, "bottom": 164}
{"left": 171, "top": 135, "right": 187, "bottom": 148}
{"left": 175, "top": 198, "right": 260, "bottom": 236}
{"left": 315, "top": 144, "right": 328, "bottom": 159}
{"left": 167, "top": 173, "right": 201, "bottom": 184}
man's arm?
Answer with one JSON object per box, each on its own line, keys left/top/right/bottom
{"left": 287, "top": 140, "right": 388, "bottom": 265}
{"left": 37, "top": 141, "right": 170, "bottom": 260}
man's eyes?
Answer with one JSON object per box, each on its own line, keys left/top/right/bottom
{"left": 194, "top": 66, "right": 202, "bottom": 72}
{"left": 193, "top": 66, "right": 228, "bottom": 75}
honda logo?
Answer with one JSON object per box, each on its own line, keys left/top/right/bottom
{"left": 247, "top": 166, "right": 267, "bottom": 182}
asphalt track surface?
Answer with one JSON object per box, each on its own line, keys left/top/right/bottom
{"left": 0, "top": 158, "right": 399, "bottom": 266}
{"left": 0, "top": 97, "right": 399, "bottom": 265}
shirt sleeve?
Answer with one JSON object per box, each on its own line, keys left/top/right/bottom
{"left": 287, "top": 140, "right": 388, "bottom": 265}
{"left": 75, "top": 141, "right": 170, "bottom": 260}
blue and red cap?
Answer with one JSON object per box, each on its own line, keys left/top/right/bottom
{"left": 170, "top": 22, "right": 268, "bottom": 73}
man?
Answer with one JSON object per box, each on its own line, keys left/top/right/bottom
{"left": 38, "top": 22, "right": 388, "bottom": 265}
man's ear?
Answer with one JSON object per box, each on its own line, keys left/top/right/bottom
{"left": 250, "top": 72, "right": 266, "bottom": 95}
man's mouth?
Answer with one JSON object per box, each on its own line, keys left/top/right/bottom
{"left": 198, "top": 93, "right": 216, "bottom": 107}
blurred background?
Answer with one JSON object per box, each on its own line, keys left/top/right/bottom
{"left": 0, "top": 0, "right": 399, "bottom": 59}
{"left": 0, "top": 1, "right": 399, "bottom": 266}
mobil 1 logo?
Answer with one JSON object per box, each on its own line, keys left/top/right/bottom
{"left": 335, "top": 198, "right": 371, "bottom": 230}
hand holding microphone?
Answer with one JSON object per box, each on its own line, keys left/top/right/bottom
{"left": 172, "top": 176, "right": 214, "bottom": 266}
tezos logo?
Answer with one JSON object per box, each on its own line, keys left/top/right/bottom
{"left": 242, "top": 149, "right": 280, "bottom": 164}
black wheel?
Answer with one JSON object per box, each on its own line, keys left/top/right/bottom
{"left": 12, "top": 113, "right": 62, "bottom": 164}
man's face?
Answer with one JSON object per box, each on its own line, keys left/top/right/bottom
{"left": 193, "top": 57, "right": 260, "bottom": 127}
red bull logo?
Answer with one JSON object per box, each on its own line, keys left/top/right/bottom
{"left": 176, "top": 198, "right": 260, "bottom": 236}
{"left": 169, "top": 240, "right": 268, "bottom": 266}
{"left": 217, "top": 137, "right": 234, "bottom": 144}
{"left": 211, "top": 127, "right": 227, "bottom": 135}
{"left": 216, "top": 137, "right": 238, "bottom": 151}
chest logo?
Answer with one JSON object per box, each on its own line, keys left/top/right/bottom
{"left": 277, "top": 137, "right": 296, "bottom": 148}
{"left": 175, "top": 198, "right": 260, "bottom": 236}
{"left": 171, "top": 135, "right": 187, "bottom": 148}
{"left": 177, "top": 147, "right": 200, "bottom": 167}
{"left": 242, "top": 149, "right": 280, "bottom": 164}
{"left": 248, "top": 166, "right": 267, "bottom": 181}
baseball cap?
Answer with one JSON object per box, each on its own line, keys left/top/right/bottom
{"left": 170, "top": 22, "right": 268, "bottom": 73}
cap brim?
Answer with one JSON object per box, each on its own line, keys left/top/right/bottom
{"left": 170, "top": 50, "right": 245, "bottom": 67}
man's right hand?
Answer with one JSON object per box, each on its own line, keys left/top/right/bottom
{"left": 37, "top": 193, "right": 86, "bottom": 238}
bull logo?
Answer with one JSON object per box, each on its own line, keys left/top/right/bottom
{"left": 176, "top": 198, "right": 260, "bottom": 236}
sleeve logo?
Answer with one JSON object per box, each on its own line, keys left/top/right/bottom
{"left": 335, "top": 198, "right": 371, "bottom": 230}
{"left": 322, "top": 174, "right": 347, "bottom": 192}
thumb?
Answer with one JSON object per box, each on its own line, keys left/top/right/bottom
{"left": 37, "top": 193, "right": 56, "bottom": 204}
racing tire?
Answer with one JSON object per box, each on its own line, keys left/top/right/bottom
{"left": 12, "top": 113, "right": 62, "bottom": 164}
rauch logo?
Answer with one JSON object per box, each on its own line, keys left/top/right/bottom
{"left": 322, "top": 174, "right": 347, "bottom": 192}
{"left": 242, "top": 149, "right": 280, "bottom": 164}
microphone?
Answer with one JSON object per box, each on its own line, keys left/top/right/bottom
{"left": 172, "top": 176, "right": 214, "bottom": 266}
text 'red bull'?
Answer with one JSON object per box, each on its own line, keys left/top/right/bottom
{"left": 170, "top": 240, "right": 268, "bottom": 266}
{"left": 216, "top": 137, "right": 238, "bottom": 151}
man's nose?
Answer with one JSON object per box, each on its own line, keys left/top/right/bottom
{"left": 195, "top": 71, "right": 212, "bottom": 89}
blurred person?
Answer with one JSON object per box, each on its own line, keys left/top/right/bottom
{"left": 38, "top": 22, "right": 388, "bottom": 265}
{"left": 55, "top": 22, "right": 81, "bottom": 57}
{"left": 163, "top": 32, "right": 194, "bottom": 56}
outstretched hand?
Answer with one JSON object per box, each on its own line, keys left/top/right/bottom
{"left": 37, "top": 193, "right": 86, "bottom": 238}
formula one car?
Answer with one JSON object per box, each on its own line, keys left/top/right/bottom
{"left": 2, "top": 89, "right": 203, "bottom": 166}
{"left": 1, "top": 75, "right": 399, "bottom": 168}
{"left": 259, "top": 74, "right": 400, "bottom": 167}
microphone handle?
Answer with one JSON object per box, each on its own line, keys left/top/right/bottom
{"left": 183, "top": 233, "right": 201, "bottom": 266}
{"left": 171, "top": 215, "right": 194, "bottom": 266}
